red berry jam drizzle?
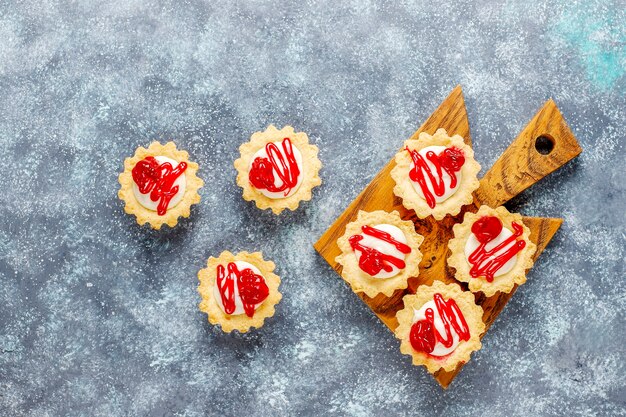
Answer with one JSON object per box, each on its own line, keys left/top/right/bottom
{"left": 468, "top": 216, "right": 526, "bottom": 282}
{"left": 216, "top": 262, "right": 269, "bottom": 318}
{"left": 409, "top": 293, "right": 470, "bottom": 355}
{"left": 406, "top": 146, "right": 465, "bottom": 209}
{"left": 132, "top": 156, "right": 187, "bottom": 216}
{"left": 349, "top": 225, "right": 411, "bottom": 276}
{"left": 249, "top": 138, "right": 301, "bottom": 196}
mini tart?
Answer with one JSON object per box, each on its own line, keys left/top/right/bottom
{"left": 335, "top": 210, "right": 424, "bottom": 297}
{"left": 234, "top": 125, "right": 322, "bottom": 214}
{"left": 448, "top": 205, "right": 537, "bottom": 297}
{"left": 118, "top": 142, "right": 203, "bottom": 230}
{"left": 391, "top": 128, "right": 481, "bottom": 220}
{"left": 395, "top": 280, "right": 485, "bottom": 374}
{"left": 197, "top": 251, "right": 281, "bottom": 333}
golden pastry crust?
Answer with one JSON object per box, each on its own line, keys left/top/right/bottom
{"left": 197, "top": 251, "right": 282, "bottom": 333}
{"left": 395, "top": 280, "right": 485, "bottom": 373}
{"left": 448, "top": 205, "right": 537, "bottom": 297}
{"left": 117, "top": 142, "right": 203, "bottom": 230}
{"left": 335, "top": 210, "right": 424, "bottom": 297}
{"left": 234, "top": 125, "right": 322, "bottom": 214}
{"left": 391, "top": 128, "right": 481, "bottom": 220}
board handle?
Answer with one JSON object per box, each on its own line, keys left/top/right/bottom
{"left": 474, "top": 99, "right": 582, "bottom": 207}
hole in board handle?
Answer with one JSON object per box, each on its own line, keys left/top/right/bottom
{"left": 535, "top": 135, "right": 555, "bottom": 155}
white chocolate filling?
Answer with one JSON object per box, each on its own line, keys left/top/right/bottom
{"left": 464, "top": 226, "right": 518, "bottom": 278}
{"left": 353, "top": 223, "right": 408, "bottom": 279}
{"left": 409, "top": 145, "right": 462, "bottom": 204}
{"left": 213, "top": 261, "right": 266, "bottom": 316}
{"left": 249, "top": 141, "right": 304, "bottom": 199}
{"left": 132, "top": 155, "right": 186, "bottom": 211}
{"left": 412, "top": 299, "right": 462, "bottom": 357}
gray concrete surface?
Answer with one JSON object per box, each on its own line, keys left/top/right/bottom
{"left": 0, "top": 1, "right": 624, "bottom": 416}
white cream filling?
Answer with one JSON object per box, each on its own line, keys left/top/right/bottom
{"left": 412, "top": 299, "right": 462, "bottom": 357}
{"left": 409, "top": 145, "right": 462, "bottom": 204}
{"left": 213, "top": 261, "right": 266, "bottom": 316}
{"left": 464, "top": 226, "right": 518, "bottom": 277}
{"left": 132, "top": 155, "right": 186, "bottom": 211}
{"left": 249, "top": 141, "right": 304, "bottom": 199}
{"left": 353, "top": 223, "right": 408, "bottom": 279}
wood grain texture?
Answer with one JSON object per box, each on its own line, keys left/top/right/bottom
{"left": 474, "top": 99, "right": 583, "bottom": 207}
{"left": 313, "top": 85, "right": 581, "bottom": 388}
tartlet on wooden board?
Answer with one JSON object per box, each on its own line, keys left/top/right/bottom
{"left": 314, "top": 85, "right": 582, "bottom": 388}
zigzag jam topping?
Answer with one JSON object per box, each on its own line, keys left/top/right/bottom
{"left": 468, "top": 216, "right": 526, "bottom": 282}
{"left": 410, "top": 293, "right": 470, "bottom": 355}
{"left": 249, "top": 138, "right": 301, "bottom": 197}
{"left": 132, "top": 156, "right": 187, "bottom": 215}
{"left": 216, "top": 262, "right": 269, "bottom": 318}
{"left": 406, "top": 146, "right": 465, "bottom": 208}
{"left": 349, "top": 225, "right": 411, "bottom": 276}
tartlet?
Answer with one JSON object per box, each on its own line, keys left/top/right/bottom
{"left": 335, "top": 210, "right": 424, "bottom": 297}
{"left": 395, "top": 280, "right": 485, "bottom": 373}
{"left": 391, "top": 128, "right": 481, "bottom": 220}
{"left": 234, "top": 125, "right": 322, "bottom": 214}
{"left": 447, "top": 205, "right": 537, "bottom": 297}
{"left": 197, "top": 251, "right": 282, "bottom": 333}
{"left": 118, "top": 141, "right": 203, "bottom": 229}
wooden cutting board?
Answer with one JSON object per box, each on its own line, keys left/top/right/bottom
{"left": 313, "top": 85, "right": 582, "bottom": 388}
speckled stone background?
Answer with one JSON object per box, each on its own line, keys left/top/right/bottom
{"left": 1, "top": 1, "right": 624, "bottom": 416}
